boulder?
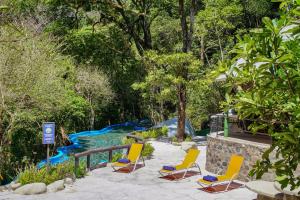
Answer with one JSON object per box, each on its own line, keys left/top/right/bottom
{"left": 14, "top": 183, "right": 47, "bottom": 195}
{"left": 11, "top": 183, "right": 22, "bottom": 190}
{"left": 181, "top": 141, "right": 197, "bottom": 152}
{"left": 0, "top": 185, "right": 7, "bottom": 192}
{"left": 274, "top": 182, "right": 300, "bottom": 197}
{"left": 47, "top": 180, "right": 65, "bottom": 193}
{"left": 246, "top": 181, "right": 283, "bottom": 199}
{"left": 64, "top": 178, "right": 74, "bottom": 185}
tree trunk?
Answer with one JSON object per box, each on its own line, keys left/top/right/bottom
{"left": 177, "top": 0, "right": 194, "bottom": 140}
{"left": 89, "top": 98, "right": 95, "bottom": 130}
{"left": 179, "top": 0, "right": 189, "bottom": 53}
{"left": 90, "top": 107, "right": 95, "bottom": 130}
{"left": 177, "top": 83, "right": 186, "bottom": 141}
{"left": 217, "top": 34, "right": 224, "bottom": 61}
{"left": 188, "top": 0, "right": 196, "bottom": 50}
{"left": 141, "top": 15, "right": 152, "bottom": 49}
{"left": 200, "top": 34, "right": 205, "bottom": 64}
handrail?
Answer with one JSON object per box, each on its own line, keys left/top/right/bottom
{"left": 126, "top": 134, "right": 144, "bottom": 142}
{"left": 74, "top": 144, "right": 131, "bottom": 173}
{"left": 74, "top": 144, "right": 131, "bottom": 158}
{"left": 73, "top": 133, "right": 145, "bottom": 174}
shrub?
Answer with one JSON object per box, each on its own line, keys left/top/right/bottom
{"left": 121, "top": 137, "right": 155, "bottom": 158}
{"left": 171, "top": 136, "right": 179, "bottom": 143}
{"left": 111, "top": 153, "right": 123, "bottom": 162}
{"left": 184, "top": 135, "right": 192, "bottom": 142}
{"left": 121, "top": 137, "right": 136, "bottom": 145}
{"left": 161, "top": 126, "right": 169, "bottom": 137}
{"left": 18, "top": 161, "right": 86, "bottom": 185}
{"left": 133, "top": 127, "right": 168, "bottom": 139}
{"left": 141, "top": 143, "right": 155, "bottom": 158}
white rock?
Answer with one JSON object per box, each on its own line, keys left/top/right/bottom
{"left": 181, "top": 141, "right": 197, "bottom": 152}
{"left": 47, "top": 180, "right": 65, "bottom": 193}
{"left": 11, "top": 183, "right": 22, "bottom": 190}
{"left": 0, "top": 185, "right": 6, "bottom": 192}
{"left": 14, "top": 183, "right": 47, "bottom": 195}
{"left": 246, "top": 181, "right": 283, "bottom": 198}
{"left": 64, "top": 178, "right": 73, "bottom": 185}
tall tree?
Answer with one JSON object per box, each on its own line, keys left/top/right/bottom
{"left": 133, "top": 51, "right": 200, "bottom": 141}
{"left": 177, "top": 0, "right": 197, "bottom": 139}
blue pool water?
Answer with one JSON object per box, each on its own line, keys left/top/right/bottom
{"left": 38, "top": 122, "right": 145, "bottom": 168}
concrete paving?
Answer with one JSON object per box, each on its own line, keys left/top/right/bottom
{"left": 0, "top": 141, "right": 257, "bottom": 200}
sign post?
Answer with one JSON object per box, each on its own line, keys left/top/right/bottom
{"left": 43, "top": 122, "right": 55, "bottom": 171}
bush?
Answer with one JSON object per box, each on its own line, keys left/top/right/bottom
{"left": 111, "top": 153, "right": 123, "bottom": 162}
{"left": 171, "top": 136, "right": 179, "bottom": 143}
{"left": 184, "top": 135, "right": 192, "bottom": 142}
{"left": 18, "top": 161, "right": 86, "bottom": 185}
{"left": 141, "top": 143, "right": 155, "bottom": 158}
{"left": 121, "top": 137, "right": 136, "bottom": 145}
{"left": 161, "top": 126, "right": 169, "bottom": 137}
{"left": 133, "top": 126, "right": 168, "bottom": 139}
{"left": 121, "top": 137, "right": 155, "bottom": 158}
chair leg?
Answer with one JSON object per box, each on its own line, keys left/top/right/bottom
{"left": 141, "top": 156, "right": 145, "bottom": 166}
{"left": 130, "top": 162, "right": 138, "bottom": 173}
{"left": 195, "top": 163, "right": 202, "bottom": 175}
{"left": 225, "top": 181, "right": 233, "bottom": 192}
{"left": 182, "top": 169, "right": 188, "bottom": 179}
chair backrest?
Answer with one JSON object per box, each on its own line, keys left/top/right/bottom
{"left": 224, "top": 155, "right": 244, "bottom": 178}
{"left": 181, "top": 148, "right": 200, "bottom": 168}
{"left": 127, "top": 143, "right": 144, "bottom": 162}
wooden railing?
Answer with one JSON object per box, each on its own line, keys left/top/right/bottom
{"left": 74, "top": 144, "right": 131, "bottom": 173}
{"left": 73, "top": 133, "right": 144, "bottom": 173}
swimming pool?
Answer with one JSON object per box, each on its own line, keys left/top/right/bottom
{"left": 37, "top": 122, "right": 145, "bottom": 168}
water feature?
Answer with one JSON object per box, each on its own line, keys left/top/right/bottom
{"left": 37, "top": 122, "right": 146, "bottom": 168}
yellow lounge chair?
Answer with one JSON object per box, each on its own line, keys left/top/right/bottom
{"left": 111, "top": 143, "right": 145, "bottom": 173}
{"left": 197, "top": 154, "right": 244, "bottom": 192}
{"left": 159, "top": 148, "right": 201, "bottom": 180}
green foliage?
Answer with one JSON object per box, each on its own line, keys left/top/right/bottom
{"left": 121, "top": 138, "right": 154, "bottom": 158}
{"left": 133, "top": 127, "right": 168, "bottom": 139}
{"left": 132, "top": 51, "right": 201, "bottom": 124}
{"left": 171, "top": 136, "right": 179, "bottom": 143}
{"left": 111, "top": 153, "right": 123, "bottom": 163}
{"left": 187, "top": 80, "right": 224, "bottom": 129}
{"left": 184, "top": 135, "right": 192, "bottom": 142}
{"left": 141, "top": 143, "right": 155, "bottom": 158}
{"left": 121, "top": 138, "right": 136, "bottom": 145}
{"left": 64, "top": 25, "right": 144, "bottom": 124}
{"left": 195, "top": 0, "right": 243, "bottom": 62}
{"left": 218, "top": 0, "right": 300, "bottom": 190}
{"left": 18, "top": 161, "right": 85, "bottom": 185}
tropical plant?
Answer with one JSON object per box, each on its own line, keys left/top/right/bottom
{"left": 217, "top": 0, "right": 300, "bottom": 190}
{"left": 18, "top": 161, "right": 85, "bottom": 185}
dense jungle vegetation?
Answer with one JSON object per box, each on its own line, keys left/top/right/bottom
{"left": 1, "top": 0, "right": 299, "bottom": 189}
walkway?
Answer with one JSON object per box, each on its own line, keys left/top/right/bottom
{"left": 0, "top": 141, "right": 257, "bottom": 200}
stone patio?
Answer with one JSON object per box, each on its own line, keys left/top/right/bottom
{"left": 0, "top": 141, "right": 257, "bottom": 200}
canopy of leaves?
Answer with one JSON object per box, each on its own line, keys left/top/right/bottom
{"left": 217, "top": 0, "right": 300, "bottom": 190}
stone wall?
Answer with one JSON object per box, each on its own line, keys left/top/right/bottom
{"left": 206, "top": 134, "right": 276, "bottom": 182}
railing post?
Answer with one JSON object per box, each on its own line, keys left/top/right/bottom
{"left": 108, "top": 150, "right": 112, "bottom": 162}
{"left": 75, "top": 157, "right": 79, "bottom": 176}
{"left": 87, "top": 155, "right": 91, "bottom": 171}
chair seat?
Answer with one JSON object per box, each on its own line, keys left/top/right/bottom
{"left": 112, "top": 162, "right": 131, "bottom": 167}
{"left": 198, "top": 175, "right": 231, "bottom": 185}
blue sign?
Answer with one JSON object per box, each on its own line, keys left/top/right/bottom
{"left": 43, "top": 122, "right": 55, "bottom": 144}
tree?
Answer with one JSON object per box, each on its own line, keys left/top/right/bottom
{"left": 76, "top": 67, "right": 114, "bottom": 130}
{"left": 133, "top": 51, "right": 200, "bottom": 141}
{"left": 196, "top": 0, "right": 243, "bottom": 62}
{"left": 216, "top": 0, "right": 300, "bottom": 190}
{"left": 0, "top": 26, "right": 89, "bottom": 183}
